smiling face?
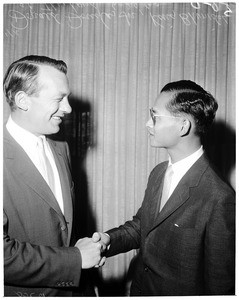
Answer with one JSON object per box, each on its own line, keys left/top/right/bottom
{"left": 25, "top": 65, "right": 72, "bottom": 136}
{"left": 146, "top": 91, "right": 183, "bottom": 149}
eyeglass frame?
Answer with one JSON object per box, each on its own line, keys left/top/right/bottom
{"left": 149, "top": 108, "right": 181, "bottom": 125}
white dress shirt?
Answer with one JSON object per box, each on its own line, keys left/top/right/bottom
{"left": 6, "top": 116, "right": 64, "bottom": 214}
{"left": 167, "top": 146, "right": 204, "bottom": 198}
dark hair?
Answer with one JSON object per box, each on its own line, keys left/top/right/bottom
{"left": 161, "top": 80, "right": 218, "bottom": 136}
{"left": 3, "top": 55, "right": 67, "bottom": 111}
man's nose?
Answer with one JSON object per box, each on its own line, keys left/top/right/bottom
{"left": 60, "top": 98, "right": 72, "bottom": 114}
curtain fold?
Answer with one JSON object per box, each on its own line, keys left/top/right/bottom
{"left": 3, "top": 2, "right": 236, "bottom": 291}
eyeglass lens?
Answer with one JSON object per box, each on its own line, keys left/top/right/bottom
{"left": 150, "top": 108, "right": 156, "bottom": 125}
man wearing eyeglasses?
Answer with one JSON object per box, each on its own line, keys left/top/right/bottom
{"left": 95, "top": 80, "right": 235, "bottom": 296}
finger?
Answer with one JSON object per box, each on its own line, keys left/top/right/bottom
{"left": 94, "top": 241, "right": 102, "bottom": 251}
{"left": 98, "top": 242, "right": 106, "bottom": 252}
{"left": 92, "top": 232, "right": 101, "bottom": 242}
{"left": 98, "top": 256, "right": 106, "bottom": 267}
{"left": 99, "top": 241, "right": 106, "bottom": 252}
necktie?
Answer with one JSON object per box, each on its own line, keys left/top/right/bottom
{"left": 160, "top": 164, "right": 174, "bottom": 211}
{"left": 37, "top": 137, "right": 56, "bottom": 196}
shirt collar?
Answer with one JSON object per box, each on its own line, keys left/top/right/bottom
{"left": 6, "top": 115, "right": 43, "bottom": 148}
{"left": 169, "top": 146, "right": 204, "bottom": 174}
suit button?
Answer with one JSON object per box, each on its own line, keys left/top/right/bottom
{"left": 144, "top": 266, "right": 149, "bottom": 272}
{"left": 61, "top": 225, "right": 66, "bottom": 231}
{"left": 56, "top": 281, "right": 63, "bottom": 286}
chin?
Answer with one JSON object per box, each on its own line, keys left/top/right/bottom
{"left": 150, "top": 142, "right": 158, "bottom": 148}
{"left": 46, "top": 126, "right": 60, "bottom": 135}
{"left": 52, "top": 127, "right": 60, "bottom": 134}
{"left": 150, "top": 141, "right": 163, "bottom": 148}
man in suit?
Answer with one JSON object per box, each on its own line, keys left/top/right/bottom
{"left": 3, "top": 55, "right": 105, "bottom": 296}
{"left": 96, "top": 80, "right": 235, "bottom": 295}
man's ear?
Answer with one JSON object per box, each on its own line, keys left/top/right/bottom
{"left": 15, "top": 91, "right": 29, "bottom": 111}
{"left": 180, "top": 118, "right": 191, "bottom": 137}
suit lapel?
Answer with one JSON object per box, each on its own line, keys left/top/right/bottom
{"left": 4, "top": 129, "right": 65, "bottom": 220}
{"left": 148, "top": 154, "right": 209, "bottom": 234}
{"left": 48, "top": 139, "right": 73, "bottom": 245}
{"left": 147, "top": 161, "right": 168, "bottom": 229}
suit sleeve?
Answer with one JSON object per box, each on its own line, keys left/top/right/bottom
{"left": 105, "top": 166, "right": 160, "bottom": 257}
{"left": 4, "top": 210, "right": 82, "bottom": 288}
{"left": 106, "top": 207, "right": 141, "bottom": 257}
{"left": 204, "top": 191, "right": 235, "bottom": 294}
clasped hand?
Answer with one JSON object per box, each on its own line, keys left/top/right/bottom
{"left": 75, "top": 232, "right": 110, "bottom": 269}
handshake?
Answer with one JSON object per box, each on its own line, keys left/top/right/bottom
{"left": 75, "top": 232, "right": 110, "bottom": 269}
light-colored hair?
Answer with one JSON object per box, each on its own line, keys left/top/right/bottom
{"left": 3, "top": 55, "right": 67, "bottom": 111}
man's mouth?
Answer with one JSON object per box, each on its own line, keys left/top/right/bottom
{"left": 52, "top": 115, "right": 64, "bottom": 121}
{"left": 148, "top": 131, "right": 154, "bottom": 136}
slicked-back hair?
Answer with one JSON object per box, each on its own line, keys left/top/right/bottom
{"left": 161, "top": 80, "right": 218, "bottom": 137}
{"left": 3, "top": 55, "right": 67, "bottom": 111}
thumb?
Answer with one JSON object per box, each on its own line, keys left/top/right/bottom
{"left": 92, "top": 232, "right": 101, "bottom": 242}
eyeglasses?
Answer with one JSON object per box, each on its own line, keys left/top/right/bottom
{"left": 149, "top": 108, "right": 181, "bottom": 125}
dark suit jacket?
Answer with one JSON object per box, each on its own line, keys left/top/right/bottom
{"left": 4, "top": 127, "right": 82, "bottom": 296}
{"left": 106, "top": 154, "right": 235, "bottom": 296}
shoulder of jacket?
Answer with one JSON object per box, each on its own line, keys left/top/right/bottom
{"left": 148, "top": 161, "right": 168, "bottom": 180}
{"left": 151, "top": 161, "right": 168, "bottom": 173}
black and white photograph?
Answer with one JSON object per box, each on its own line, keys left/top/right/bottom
{"left": 3, "top": 2, "right": 236, "bottom": 297}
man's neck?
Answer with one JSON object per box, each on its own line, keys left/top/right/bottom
{"left": 167, "top": 139, "right": 202, "bottom": 164}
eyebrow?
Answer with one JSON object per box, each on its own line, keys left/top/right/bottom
{"left": 58, "top": 91, "right": 71, "bottom": 97}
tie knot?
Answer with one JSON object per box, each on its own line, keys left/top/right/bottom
{"left": 166, "top": 164, "right": 174, "bottom": 177}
